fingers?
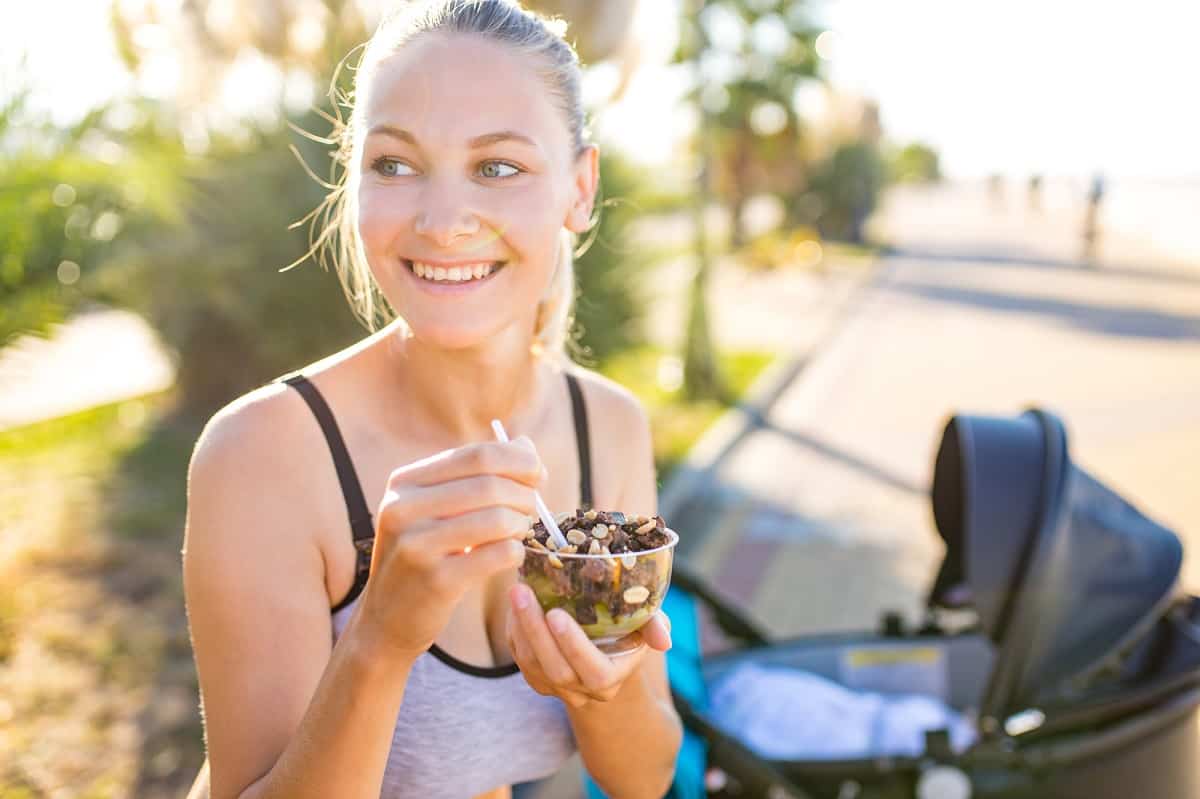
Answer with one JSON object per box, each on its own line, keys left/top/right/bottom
{"left": 546, "top": 609, "right": 645, "bottom": 700}
{"left": 442, "top": 537, "right": 526, "bottom": 584}
{"left": 639, "top": 612, "right": 673, "bottom": 652}
{"left": 507, "top": 598, "right": 592, "bottom": 708}
{"left": 388, "top": 439, "right": 544, "bottom": 491}
{"left": 404, "top": 474, "right": 539, "bottom": 522}
{"left": 509, "top": 584, "right": 582, "bottom": 689}
{"left": 409, "top": 506, "right": 531, "bottom": 555}
{"left": 508, "top": 585, "right": 653, "bottom": 704}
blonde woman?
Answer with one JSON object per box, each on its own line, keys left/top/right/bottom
{"left": 182, "top": 2, "right": 682, "bottom": 797}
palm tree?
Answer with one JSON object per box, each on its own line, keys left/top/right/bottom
{"left": 679, "top": 0, "right": 724, "bottom": 402}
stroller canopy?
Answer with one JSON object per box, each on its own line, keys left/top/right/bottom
{"left": 929, "top": 409, "right": 1182, "bottom": 720}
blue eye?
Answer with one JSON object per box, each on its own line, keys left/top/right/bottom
{"left": 372, "top": 157, "right": 414, "bottom": 177}
{"left": 480, "top": 161, "right": 520, "bottom": 178}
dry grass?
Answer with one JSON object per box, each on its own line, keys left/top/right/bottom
{"left": 0, "top": 394, "right": 204, "bottom": 799}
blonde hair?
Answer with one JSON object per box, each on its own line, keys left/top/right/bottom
{"left": 295, "top": 0, "right": 592, "bottom": 362}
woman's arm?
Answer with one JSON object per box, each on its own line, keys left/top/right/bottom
{"left": 185, "top": 394, "right": 417, "bottom": 799}
{"left": 565, "top": 388, "right": 682, "bottom": 798}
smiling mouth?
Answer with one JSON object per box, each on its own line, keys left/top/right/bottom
{"left": 404, "top": 259, "right": 506, "bottom": 284}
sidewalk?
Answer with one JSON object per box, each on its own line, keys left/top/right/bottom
{"left": 668, "top": 181, "right": 1200, "bottom": 649}
{"left": 0, "top": 307, "right": 175, "bottom": 431}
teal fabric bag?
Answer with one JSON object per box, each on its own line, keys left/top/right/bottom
{"left": 584, "top": 584, "right": 708, "bottom": 799}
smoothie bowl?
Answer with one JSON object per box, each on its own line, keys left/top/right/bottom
{"left": 519, "top": 510, "right": 679, "bottom": 656}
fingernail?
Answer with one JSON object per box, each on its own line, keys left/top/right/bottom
{"left": 512, "top": 586, "right": 530, "bottom": 610}
{"left": 548, "top": 611, "right": 569, "bottom": 634}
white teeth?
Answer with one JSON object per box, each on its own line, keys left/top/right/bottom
{"left": 411, "top": 261, "right": 498, "bottom": 283}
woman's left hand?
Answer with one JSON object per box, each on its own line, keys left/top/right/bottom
{"left": 506, "top": 582, "right": 672, "bottom": 708}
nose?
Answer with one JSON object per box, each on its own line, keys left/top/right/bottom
{"left": 413, "top": 182, "right": 481, "bottom": 247}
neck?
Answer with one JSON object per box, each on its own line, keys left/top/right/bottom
{"left": 379, "top": 321, "right": 553, "bottom": 445}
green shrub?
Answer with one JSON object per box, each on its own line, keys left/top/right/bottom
{"left": 800, "top": 140, "right": 885, "bottom": 244}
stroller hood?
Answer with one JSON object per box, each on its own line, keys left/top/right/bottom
{"left": 929, "top": 408, "right": 1182, "bottom": 719}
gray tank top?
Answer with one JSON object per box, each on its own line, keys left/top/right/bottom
{"left": 330, "top": 603, "right": 575, "bottom": 797}
{"left": 281, "top": 372, "right": 596, "bottom": 797}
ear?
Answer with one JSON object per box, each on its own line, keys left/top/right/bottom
{"left": 564, "top": 144, "right": 600, "bottom": 234}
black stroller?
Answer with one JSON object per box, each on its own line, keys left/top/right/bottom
{"left": 626, "top": 408, "right": 1200, "bottom": 799}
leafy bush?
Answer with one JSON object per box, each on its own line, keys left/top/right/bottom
{"left": 801, "top": 140, "right": 885, "bottom": 244}
{"left": 570, "top": 151, "right": 652, "bottom": 365}
{"left": 888, "top": 141, "right": 942, "bottom": 184}
{"left": 0, "top": 97, "right": 178, "bottom": 344}
{"left": 95, "top": 114, "right": 365, "bottom": 417}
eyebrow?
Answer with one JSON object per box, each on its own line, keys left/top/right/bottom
{"left": 367, "top": 124, "right": 537, "bottom": 149}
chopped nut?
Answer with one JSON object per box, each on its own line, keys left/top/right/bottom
{"left": 558, "top": 544, "right": 578, "bottom": 555}
{"left": 528, "top": 539, "right": 548, "bottom": 551}
{"left": 600, "top": 544, "right": 611, "bottom": 556}
{"left": 523, "top": 528, "right": 537, "bottom": 540}
{"left": 548, "top": 554, "right": 564, "bottom": 569}
{"left": 623, "top": 586, "right": 650, "bottom": 604}
{"left": 584, "top": 509, "right": 598, "bottom": 520}
{"left": 636, "top": 519, "right": 656, "bottom": 535}
{"left": 588, "top": 540, "right": 602, "bottom": 555}
{"left": 635, "top": 515, "right": 649, "bottom": 525}
{"left": 591, "top": 526, "right": 609, "bottom": 540}
{"left": 566, "top": 529, "right": 588, "bottom": 546}
{"left": 621, "top": 553, "right": 638, "bottom": 569}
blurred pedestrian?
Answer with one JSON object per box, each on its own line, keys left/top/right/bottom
{"left": 987, "top": 173, "right": 1004, "bottom": 209}
{"left": 1028, "top": 173, "right": 1042, "bottom": 211}
{"left": 1082, "top": 172, "right": 1106, "bottom": 262}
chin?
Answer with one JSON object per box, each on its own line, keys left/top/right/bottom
{"left": 408, "top": 320, "right": 514, "bottom": 353}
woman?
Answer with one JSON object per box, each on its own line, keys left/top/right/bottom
{"left": 182, "top": 2, "right": 682, "bottom": 797}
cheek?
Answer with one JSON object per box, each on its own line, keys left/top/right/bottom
{"left": 487, "top": 187, "right": 565, "bottom": 257}
{"left": 357, "top": 183, "right": 410, "bottom": 254}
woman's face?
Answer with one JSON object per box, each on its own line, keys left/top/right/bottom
{"left": 357, "top": 33, "right": 597, "bottom": 352}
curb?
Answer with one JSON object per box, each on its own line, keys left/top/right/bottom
{"left": 657, "top": 258, "right": 884, "bottom": 522}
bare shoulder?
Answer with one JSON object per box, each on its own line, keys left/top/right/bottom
{"left": 184, "top": 382, "right": 344, "bottom": 797}
{"left": 190, "top": 381, "right": 310, "bottom": 474}
{"left": 565, "top": 366, "right": 657, "bottom": 514}
{"left": 566, "top": 365, "right": 649, "bottom": 433}
{"left": 184, "top": 380, "right": 341, "bottom": 576}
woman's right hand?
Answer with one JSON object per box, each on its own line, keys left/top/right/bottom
{"left": 351, "top": 436, "right": 545, "bottom": 660}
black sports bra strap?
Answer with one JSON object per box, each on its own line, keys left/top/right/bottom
{"left": 280, "top": 375, "right": 376, "bottom": 548}
{"left": 565, "top": 372, "right": 594, "bottom": 509}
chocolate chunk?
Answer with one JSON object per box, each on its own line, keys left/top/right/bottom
{"left": 574, "top": 599, "right": 598, "bottom": 625}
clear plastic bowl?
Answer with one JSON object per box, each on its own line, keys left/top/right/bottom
{"left": 519, "top": 527, "right": 679, "bottom": 656}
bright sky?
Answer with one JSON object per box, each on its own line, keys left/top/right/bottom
{"left": 818, "top": 0, "right": 1200, "bottom": 180}
{"left": 4, "top": 0, "right": 1199, "bottom": 180}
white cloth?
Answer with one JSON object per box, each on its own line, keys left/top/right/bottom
{"left": 708, "top": 662, "right": 977, "bottom": 760}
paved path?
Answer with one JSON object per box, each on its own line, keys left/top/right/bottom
{"left": 0, "top": 308, "right": 174, "bottom": 431}
{"left": 675, "top": 183, "right": 1200, "bottom": 643}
